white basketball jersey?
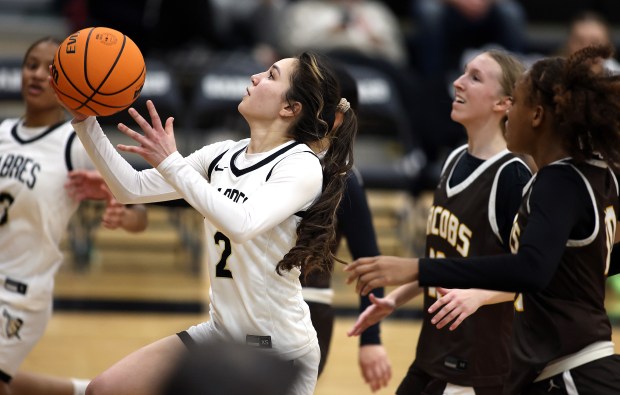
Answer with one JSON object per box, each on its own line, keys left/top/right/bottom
{"left": 202, "top": 139, "right": 319, "bottom": 360}
{"left": 0, "top": 118, "right": 91, "bottom": 309}
{"left": 73, "top": 116, "right": 322, "bottom": 360}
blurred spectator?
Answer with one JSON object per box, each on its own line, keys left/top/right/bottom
{"left": 277, "top": 0, "right": 409, "bottom": 68}
{"left": 55, "top": 0, "right": 222, "bottom": 58}
{"left": 560, "top": 10, "right": 620, "bottom": 73}
{"left": 209, "top": 0, "right": 287, "bottom": 60}
{"left": 410, "top": 0, "right": 527, "bottom": 79}
{"left": 276, "top": 0, "right": 433, "bottom": 190}
{"left": 405, "top": 0, "right": 527, "bottom": 185}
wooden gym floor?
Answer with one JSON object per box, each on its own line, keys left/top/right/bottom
{"left": 21, "top": 313, "right": 620, "bottom": 395}
{"left": 25, "top": 193, "right": 620, "bottom": 395}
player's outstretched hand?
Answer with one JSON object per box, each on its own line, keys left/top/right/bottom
{"left": 101, "top": 199, "right": 127, "bottom": 230}
{"left": 427, "top": 287, "right": 484, "bottom": 331}
{"left": 116, "top": 100, "right": 177, "bottom": 168}
{"left": 66, "top": 170, "right": 112, "bottom": 201}
{"left": 359, "top": 344, "right": 392, "bottom": 393}
{"left": 428, "top": 288, "right": 515, "bottom": 331}
{"left": 347, "top": 293, "right": 395, "bottom": 337}
{"left": 344, "top": 256, "right": 419, "bottom": 295}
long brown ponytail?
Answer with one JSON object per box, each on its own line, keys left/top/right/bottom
{"left": 277, "top": 52, "right": 357, "bottom": 275}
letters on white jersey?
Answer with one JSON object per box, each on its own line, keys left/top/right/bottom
{"left": 0, "top": 118, "right": 90, "bottom": 309}
{"left": 202, "top": 139, "right": 320, "bottom": 360}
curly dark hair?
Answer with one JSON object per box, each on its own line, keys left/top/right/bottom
{"left": 525, "top": 44, "right": 620, "bottom": 171}
{"left": 276, "top": 52, "right": 357, "bottom": 275}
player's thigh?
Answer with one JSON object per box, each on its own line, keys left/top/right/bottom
{"left": 396, "top": 361, "right": 436, "bottom": 395}
{"left": 0, "top": 301, "right": 51, "bottom": 379}
{"left": 307, "top": 301, "right": 334, "bottom": 375}
{"left": 289, "top": 344, "right": 320, "bottom": 395}
{"left": 568, "top": 355, "right": 620, "bottom": 395}
{"left": 87, "top": 335, "right": 186, "bottom": 395}
{"left": 525, "top": 355, "right": 620, "bottom": 395}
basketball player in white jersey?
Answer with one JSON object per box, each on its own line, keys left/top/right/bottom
{"left": 0, "top": 37, "right": 147, "bottom": 395}
{"left": 64, "top": 51, "right": 357, "bottom": 395}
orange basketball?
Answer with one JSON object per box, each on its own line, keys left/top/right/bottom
{"left": 50, "top": 27, "right": 146, "bottom": 116}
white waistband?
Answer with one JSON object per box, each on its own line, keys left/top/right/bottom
{"left": 301, "top": 287, "right": 334, "bottom": 305}
{"left": 534, "top": 340, "right": 615, "bottom": 382}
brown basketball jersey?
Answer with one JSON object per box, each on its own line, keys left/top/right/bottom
{"left": 509, "top": 159, "right": 619, "bottom": 387}
{"left": 415, "top": 146, "right": 526, "bottom": 387}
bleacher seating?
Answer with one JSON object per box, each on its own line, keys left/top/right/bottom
{"left": 184, "top": 52, "right": 262, "bottom": 146}
{"left": 0, "top": 56, "right": 24, "bottom": 120}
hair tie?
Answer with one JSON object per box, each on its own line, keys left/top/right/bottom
{"left": 337, "top": 98, "right": 350, "bottom": 113}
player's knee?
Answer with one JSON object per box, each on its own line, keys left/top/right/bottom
{"left": 84, "top": 376, "right": 110, "bottom": 395}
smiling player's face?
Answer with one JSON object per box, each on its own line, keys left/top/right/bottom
{"left": 451, "top": 53, "right": 504, "bottom": 128}
{"left": 21, "top": 41, "right": 59, "bottom": 113}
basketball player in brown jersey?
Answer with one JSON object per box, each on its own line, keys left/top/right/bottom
{"left": 346, "top": 45, "right": 620, "bottom": 394}
{"left": 347, "top": 49, "right": 531, "bottom": 394}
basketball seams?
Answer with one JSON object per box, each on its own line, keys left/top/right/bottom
{"left": 82, "top": 27, "right": 96, "bottom": 94}
{"left": 88, "top": 33, "right": 126, "bottom": 94}
{"left": 54, "top": 29, "right": 92, "bottom": 104}
{"left": 76, "top": 29, "right": 127, "bottom": 113}
{"left": 97, "top": 66, "right": 146, "bottom": 95}
{"left": 52, "top": 26, "right": 145, "bottom": 116}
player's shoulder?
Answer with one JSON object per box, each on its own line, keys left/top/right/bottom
{"left": 496, "top": 152, "right": 531, "bottom": 178}
{"left": 441, "top": 144, "right": 468, "bottom": 173}
{"left": 223, "top": 138, "right": 250, "bottom": 151}
{"left": 281, "top": 143, "right": 320, "bottom": 168}
{"left": 0, "top": 117, "right": 19, "bottom": 134}
{"left": 0, "top": 117, "right": 18, "bottom": 127}
{"left": 198, "top": 138, "right": 247, "bottom": 158}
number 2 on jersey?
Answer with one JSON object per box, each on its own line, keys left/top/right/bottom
{"left": 214, "top": 231, "right": 233, "bottom": 278}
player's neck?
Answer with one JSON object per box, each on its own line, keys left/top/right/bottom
{"left": 466, "top": 128, "right": 506, "bottom": 160}
{"left": 247, "top": 119, "right": 295, "bottom": 154}
{"left": 23, "top": 108, "right": 66, "bottom": 128}
{"left": 247, "top": 135, "right": 293, "bottom": 154}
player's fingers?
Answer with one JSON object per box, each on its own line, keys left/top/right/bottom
{"left": 345, "top": 272, "right": 358, "bottom": 286}
{"left": 436, "top": 308, "right": 460, "bottom": 329}
{"left": 382, "top": 362, "right": 392, "bottom": 386}
{"left": 345, "top": 258, "right": 380, "bottom": 286}
{"left": 368, "top": 292, "right": 380, "bottom": 305}
{"left": 368, "top": 377, "right": 380, "bottom": 392}
{"left": 344, "top": 256, "right": 377, "bottom": 273}
{"left": 434, "top": 315, "right": 451, "bottom": 330}
{"left": 375, "top": 363, "right": 391, "bottom": 390}
{"left": 145, "top": 100, "right": 164, "bottom": 131}
{"left": 66, "top": 172, "right": 86, "bottom": 184}
{"left": 427, "top": 294, "right": 450, "bottom": 313}
{"left": 347, "top": 317, "right": 369, "bottom": 337}
{"left": 117, "top": 122, "right": 149, "bottom": 145}
{"left": 355, "top": 273, "right": 376, "bottom": 294}
{"left": 116, "top": 144, "right": 144, "bottom": 156}
{"left": 430, "top": 305, "right": 449, "bottom": 326}
{"left": 361, "top": 365, "right": 379, "bottom": 390}
{"left": 449, "top": 314, "right": 467, "bottom": 331}
{"left": 369, "top": 362, "right": 390, "bottom": 392}
{"left": 164, "top": 116, "right": 175, "bottom": 136}
{"left": 359, "top": 276, "right": 385, "bottom": 296}
{"left": 347, "top": 324, "right": 361, "bottom": 337}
